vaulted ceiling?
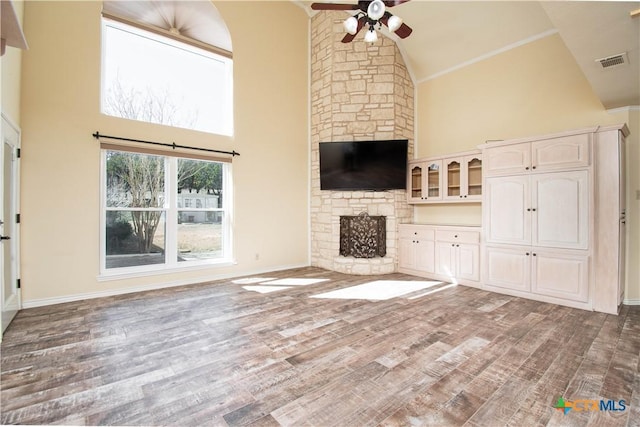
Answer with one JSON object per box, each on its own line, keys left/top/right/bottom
{"left": 300, "top": 1, "right": 640, "bottom": 110}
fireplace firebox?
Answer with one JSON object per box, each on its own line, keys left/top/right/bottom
{"left": 339, "top": 212, "right": 386, "bottom": 258}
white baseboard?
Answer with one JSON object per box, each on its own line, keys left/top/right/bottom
{"left": 623, "top": 298, "right": 640, "bottom": 306}
{"left": 21, "top": 263, "right": 310, "bottom": 309}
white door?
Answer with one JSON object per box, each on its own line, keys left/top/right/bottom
{"left": 531, "top": 170, "right": 589, "bottom": 250}
{"left": 485, "top": 175, "right": 531, "bottom": 245}
{"left": 457, "top": 244, "right": 480, "bottom": 282}
{"left": 1, "top": 114, "right": 21, "bottom": 335}
{"left": 415, "top": 239, "right": 435, "bottom": 274}
{"left": 531, "top": 250, "right": 589, "bottom": 303}
{"left": 484, "top": 245, "right": 531, "bottom": 292}
{"left": 398, "top": 238, "right": 416, "bottom": 270}
{"left": 435, "top": 241, "right": 456, "bottom": 281}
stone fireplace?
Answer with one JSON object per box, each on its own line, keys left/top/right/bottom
{"left": 310, "top": 11, "right": 414, "bottom": 275}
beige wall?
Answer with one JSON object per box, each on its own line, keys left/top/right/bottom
{"left": 414, "top": 33, "right": 639, "bottom": 303}
{"left": 19, "top": 1, "right": 309, "bottom": 304}
{"left": 1, "top": 0, "right": 24, "bottom": 124}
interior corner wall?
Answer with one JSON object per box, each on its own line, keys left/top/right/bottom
{"left": 414, "top": 32, "right": 639, "bottom": 304}
{"left": 18, "top": 1, "right": 309, "bottom": 305}
{"left": 309, "top": 11, "right": 414, "bottom": 275}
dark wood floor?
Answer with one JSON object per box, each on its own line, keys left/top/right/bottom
{"left": 1, "top": 267, "right": 638, "bottom": 426}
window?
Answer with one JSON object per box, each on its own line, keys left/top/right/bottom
{"left": 102, "top": 149, "right": 232, "bottom": 274}
{"left": 101, "top": 18, "right": 233, "bottom": 136}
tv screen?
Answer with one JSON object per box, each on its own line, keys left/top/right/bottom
{"left": 319, "top": 140, "right": 408, "bottom": 191}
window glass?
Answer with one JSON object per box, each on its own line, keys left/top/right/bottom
{"left": 103, "top": 149, "right": 231, "bottom": 273}
{"left": 102, "top": 19, "right": 233, "bottom": 136}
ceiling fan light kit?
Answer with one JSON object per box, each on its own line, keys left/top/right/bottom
{"left": 312, "top": 0, "right": 413, "bottom": 44}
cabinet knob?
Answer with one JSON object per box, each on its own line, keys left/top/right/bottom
{"left": 532, "top": 166, "right": 537, "bottom": 170}
{"left": 526, "top": 252, "right": 530, "bottom": 256}
{"left": 464, "top": 195, "right": 467, "bottom": 198}
{"left": 527, "top": 208, "right": 531, "bottom": 212}
{"left": 456, "top": 244, "right": 459, "bottom": 247}
{"left": 532, "top": 208, "right": 537, "bottom": 212}
{"left": 451, "top": 244, "right": 455, "bottom": 247}
{"left": 533, "top": 253, "right": 537, "bottom": 256}
{"left": 454, "top": 235, "right": 458, "bottom": 238}
{"left": 525, "top": 166, "right": 530, "bottom": 170}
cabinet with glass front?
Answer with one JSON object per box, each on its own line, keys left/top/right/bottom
{"left": 408, "top": 151, "right": 482, "bottom": 204}
{"left": 408, "top": 159, "right": 442, "bottom": 202}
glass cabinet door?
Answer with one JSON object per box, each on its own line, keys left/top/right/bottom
{"left": 447, "top": 160, "right": 461, "bottom": 197}
{"left": 410, "top": 165, "right": 423, "bottom": 199}
{"left": 466, "top": 156, "right": 482, "bottom": 198}
{"left": 427, "top": 162, "right": 441, "bottom": 199}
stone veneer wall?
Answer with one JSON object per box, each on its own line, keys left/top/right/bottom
{"left": 310, "top": 11, "right": 414, "bottom": 275}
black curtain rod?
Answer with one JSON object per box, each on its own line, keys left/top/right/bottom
{"left": 92, "top": 131, "right": 240, "bottom": 157}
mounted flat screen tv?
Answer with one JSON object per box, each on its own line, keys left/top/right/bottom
{"left": 319, "top": 139, "right": 408, "bottom": 191}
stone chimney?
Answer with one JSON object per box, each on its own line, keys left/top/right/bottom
{"left": 310, "top": 11, "right": 414, "bottom": 275}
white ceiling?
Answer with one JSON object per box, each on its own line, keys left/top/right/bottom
{"left": 301, "top": 1, "right": 640, "bottom": 109}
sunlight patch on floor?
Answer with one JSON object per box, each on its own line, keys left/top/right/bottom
{"left": 408, "top": 283, "right": 458, "bottom": 299}
{"left": 260, "top": 278, "right": 330, "bottom": 286}
{"left": 237, "top": 277, "right": 331, "bottom": 294}
{"left": 310, "top": 280, "right": 444, "bottom": 301}
{"left": 232, "top": 277, "right": 277, "bottom": 285}
{"left": 242, "top": 285, "right": 293, "bottom": 294}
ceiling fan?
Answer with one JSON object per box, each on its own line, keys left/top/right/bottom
{"left": 311, "top": 0, "right": 413, "bottom": 43}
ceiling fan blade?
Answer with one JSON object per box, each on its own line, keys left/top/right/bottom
{"left": 341, "top": 16, "right": 366, "bottom": 43}
{"left": 383, "top": 0, "right": 410, "bottom": 7}
{"left": 311, "top": 3, "right": 359, "bottom": 10}
{"left": 394, "top": 22, "right": 413, "bottom": 38}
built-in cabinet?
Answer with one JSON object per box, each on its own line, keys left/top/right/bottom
{"left": 398, "top": 224, "right": 481, "bottom": 287}
{"left": 481, "top": 125, "right": 627, "bottom": 314}
{"left": 398, "top": 125, "right": 627, "bottom": 315}
{"left": 408, "top": 150, "right": 481, "bottom": 204}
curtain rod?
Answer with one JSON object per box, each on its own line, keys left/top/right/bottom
{"left": 92, "top": 132, "right": 240, "bottom": 157}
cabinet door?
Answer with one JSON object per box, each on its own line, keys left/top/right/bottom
{"left": 457, "top": 244, "right": 480, "bottom": 282}
{"left": 531, "top": 250, "right": 589, "bottom": 302}
{"left": 408, "top": 163, "right": 424, "bottom": 202}
{"left": 425, "top": 160, "right": 443, "bottom": 201}
{"left": 464, "top": 155, "right": 482, "bottom": 200}
{"left": 485, "top": 176, "right": 531, "bottom": 245}
{"left": 484, "top": 143, "right": 530, "bottom": 176}
{"left": 443, "top": 158, "right": 463, "bottom": 201}
{"left": 435, "top": 241, "right": 457, "bottom": 281}
{"left": 532, "top": 134, "right": 590, "bottom": 171}
{"left": 398, "top": 238, "right": 416, "bottom": 270}
{"left": 484, "top": 246, "right": 531, "bottom": 292}
{"left": 532, "top": 171, "right": 589, "bottom": 250}
{"left": 416, "top": 240, "right": 436, "bottom": 274}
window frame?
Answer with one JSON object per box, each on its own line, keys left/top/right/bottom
{"left": 99, "top": 148, "right": 234, "bottom": 280}
{"left": 100, "top": 17, "right": 234, "bottom": 137}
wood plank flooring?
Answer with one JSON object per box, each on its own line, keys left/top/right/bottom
{"left": 1, "top": 267, "right": 638, "bottom": 426}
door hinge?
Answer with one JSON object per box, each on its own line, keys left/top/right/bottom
{"left": 17, "top": 279, "right": 21, "bottom": 289}
{"left": 16, "top": 213, "right": 20, "bottom": 224}
{"left": 16, "top": 148, "right": 21, "bottom": 158}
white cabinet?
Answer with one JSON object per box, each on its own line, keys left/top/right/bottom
{"left": 408, "top": 150, "right": 481, "bottom": 204}
{"left": 408, "top": 160, "right": 442, "bottom": 202}
{"left": 481, "top": 125, "right": 627, "bottom": 314}
{"left": 485, "top": 171, "right": 589, "bottom": 250}
{"left": 442, "top": 154, "right": 483, "bottom": 202}
{"left": 484, "top": 246, "right": 589, "bottom": 303}
{"left": 398, "top": 225, "right": 435, "bottom": 273}
{"left": 398, "top": 224, "right": 480, "bottom": 286}
{"left": 484, "top": 133, "right": 590, "bottom": 177}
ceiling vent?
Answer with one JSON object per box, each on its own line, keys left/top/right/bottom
{"left": 595, "top": 52, "right": 629, "bottom": 70}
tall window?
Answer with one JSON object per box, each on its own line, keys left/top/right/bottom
{"left": 101, "top": 18, "right": 233, "bottom": 136}
{"left": 102, "top": 149, "right": 232, "bottom": 274}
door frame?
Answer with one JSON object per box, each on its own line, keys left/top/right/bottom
{"left": 1, "top": 112, "right": 22, "bottom": 336}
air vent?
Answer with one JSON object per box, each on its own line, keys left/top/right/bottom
{"left": 595, "top": 52, "right": 629, "bottom": 69}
